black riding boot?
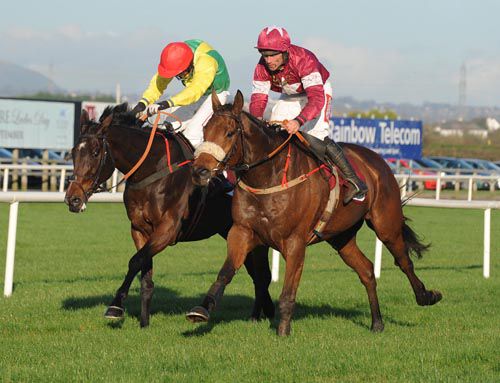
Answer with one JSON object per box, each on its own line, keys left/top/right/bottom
{"left": 324, "top": 138, "right": 368, "bottom": 204}
{"left": 300, "top": 133, "right": 367, "bottom": 204}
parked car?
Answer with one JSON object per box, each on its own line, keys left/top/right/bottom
{"left": 387, "top": 158, "right": 440, "bottom": 190}
{"left": 428, "top": 156, "right": 490, "bottom": 190}
{"left": 15, "top": 149, "right": 64, "bottom": 162}
{"left": 384, "top": 159, "right": 418, "bottom": 191}
{"left": 415, "top": 157, "right": 453, "bottom": 189}
{"left": 463, "top": 158, "right": 500, "bottom": 189}
{"left": 0, "top": 148, "right": 13, "bottom": 160}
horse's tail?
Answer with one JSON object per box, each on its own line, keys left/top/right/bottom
{"left": 402, "top": 216, "right": 430, "bottom": 259}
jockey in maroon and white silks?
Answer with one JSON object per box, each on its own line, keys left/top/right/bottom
{"left": 249, "top": 27, "right": 333, "bottom": 140}
{"left": 249, "top": 26, "right": 367, "bottom": 204}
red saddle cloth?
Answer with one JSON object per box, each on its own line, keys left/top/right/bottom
{"left": 321, "top": 156, "right": 366, "bottom": 193}
{"left": 320, "top": 166, "right": 337, "bottom": 190}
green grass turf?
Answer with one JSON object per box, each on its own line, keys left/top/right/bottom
{"left": 0, "top": 203, "right": 499, "bottom": 382}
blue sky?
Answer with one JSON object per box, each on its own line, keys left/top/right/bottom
{"left": 1, "top": 0, "right": 499, "bottom": 106}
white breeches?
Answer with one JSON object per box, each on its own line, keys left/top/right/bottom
{"left": 169, "top": 91, "right": 230, "bottom": 148}
{"left": 270, "top": 81, "right": 332, "bottom": 140}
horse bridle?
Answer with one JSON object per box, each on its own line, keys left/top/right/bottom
{"left": 212, "top": 111, "right": 247, "bottom": 171}
{"left": 201, "top": 111, "right": 293, "bottom": 174}
{"left": 69, "top": 134, "right": 115, "bottom": 202}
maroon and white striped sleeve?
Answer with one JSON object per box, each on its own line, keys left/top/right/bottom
{"left": 249, "top": 64, "right": 271, "bottom": 119}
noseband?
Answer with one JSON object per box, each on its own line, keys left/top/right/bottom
{"left": 69, "top": 134, "right": 114, "bottom": 202}
{"left": 195, "top": 111, "right": 293, "bottom": 174}
{"left": 194, "top": 111, "right": 246, "bottom": 172}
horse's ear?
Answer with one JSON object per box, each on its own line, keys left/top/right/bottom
{"left": 211, "top": 89, "right": 222, "bottom": 111}
{"left": 98, "top": 113, "right": 113, "bottom": 134}
{"left": 80, "top": 109, "right": 90, "bottom": 134}
{"left": 232, "top": 90, "right": 244, "bottom": 115}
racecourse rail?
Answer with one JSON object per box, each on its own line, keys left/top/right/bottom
{"left": 2, "top": 163, "right": 500, "bottom": 200}
{"left": 1, "top": 192, "right": 498, "bottom": 297}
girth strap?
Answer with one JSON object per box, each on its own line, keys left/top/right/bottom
{"left": 127, "top": 160, "right": 191, "bottom": 190}
{"left": 307, "top": 167, "right": 340, "bottom": 244}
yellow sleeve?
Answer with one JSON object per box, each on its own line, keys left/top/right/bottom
{"left": 170, "top": 55, "right": 217, "bottom": 106}
{"left": 140, "top": 74, "right": 173, "bottom": 105}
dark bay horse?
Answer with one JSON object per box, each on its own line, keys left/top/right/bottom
{"left": 64, "top": 104, "right": 274, "bottom": 327}
{"left": 187, "top": 90, "right": 442, "bottom": 336}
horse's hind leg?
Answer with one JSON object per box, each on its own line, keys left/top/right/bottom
{"left": 366, "top": 215, "right": 442, "bottom": 306}
{"left": 105, "top": 228, "right": 148, "bottom": 320}
{"left": 244, "top": 245, "right": 275, "bottom": 320}
{"left": 328, "top": 227, "right": 384, "bottom": 332}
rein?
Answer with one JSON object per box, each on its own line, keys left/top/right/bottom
{"left": 101, "top": 110, "right": 190, "bottom": 191}
{"left": 196, "top": 112, "right": 294, "bottom": 173}
{"left": 70, "top": 110, "right": 190, "bottom": 199}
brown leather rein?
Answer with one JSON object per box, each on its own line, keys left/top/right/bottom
{"left": 69, "top": 110, "right": 185, "bottom": 201}
{"left": 210, "top": 112, "right": 307, "bottom": 173}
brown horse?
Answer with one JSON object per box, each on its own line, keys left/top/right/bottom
{"left": 64, "top": 104, "right": 274, "bottom": 327}
{"left": 187, "top": 90, "right": 442, "bottom": 336}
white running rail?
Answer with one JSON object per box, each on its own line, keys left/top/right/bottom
{"left": 1, "top": 193, "right": 498, "bottom": 296}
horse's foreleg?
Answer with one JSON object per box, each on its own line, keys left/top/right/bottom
{"left": 186, "top": 225, "right": 259, "bottom": 323}
{"left": 137, "top": 223, "right": 178, "bottom": 328}
{"left": 277, "top": 239, "right": 306, "bottom": 336}
{"left": 329, "top": 235, "right": 384, "bottom": 332}
{"left": 244, "top": 245, "right": 275, "bottom": 321}
{"left": 104, "top": 228, "right": 148, "bottom": 319}
{"left": 140, "top": 255, "right": 154, "bottom": 328}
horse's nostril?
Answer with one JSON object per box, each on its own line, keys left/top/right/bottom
{"left": 70, "top": 197, "right": 81, "bottom": 207}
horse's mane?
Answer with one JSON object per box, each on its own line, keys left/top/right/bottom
{"left": 211, "top": 105, "right": 287, "bottom": 140}
{"left": 99, "top": 103, "right": 143, "bottom": 128}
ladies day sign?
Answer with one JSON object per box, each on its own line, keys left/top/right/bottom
{"left": 330, "top": 117, "right": 422, "bottom": 159}
{"left": 0, "top": 98, "right": 76, "bottom": 150}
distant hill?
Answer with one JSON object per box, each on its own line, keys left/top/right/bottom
{"left": 0, "top": 61, "right": 63, "bottom": 97}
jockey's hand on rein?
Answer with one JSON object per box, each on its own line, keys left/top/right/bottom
{"left": 283, "top": 119, "right": 300, "bottom": 134}
{"left": 130, "top": 103, "right": 146, "bottom": 118}
{"left": 146, "top": 100, "right": 173, "bottom": 116}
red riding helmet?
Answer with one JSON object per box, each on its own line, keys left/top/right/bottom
{"left": 255, "top": 26, "right": 291, "bottom": 52}
{"left": 157, "top": 42, "right": 194, "bottom": 78}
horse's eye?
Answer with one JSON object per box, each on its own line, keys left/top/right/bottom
{"left": 227, "top": 130, "right": 235, "bottom": 138}
{"left": 92, "top": 149, "right": 100, "bottom": 157}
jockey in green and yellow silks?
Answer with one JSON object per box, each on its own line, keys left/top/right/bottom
{"left": 131, "top": 39, "right": 230, "bottom": 147}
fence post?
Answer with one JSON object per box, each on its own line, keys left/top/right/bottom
{"left": 483, "top": 208, "right": 491, "bottom": 278}
{"left": 468, "top": 178, "right": 473, "bottom": 201}
{"left": 21, "top": 159, "right": 28, "bottom": 190}
{"left": 436, "top": 173, "right": 441, "bottom": 200}
{"left": 374, "top": 237, "right": 383, "bottom": 278}
{"left": 112, "top": 169, "right": 119, "bottom": 193}
{"left": 4, "top": 201, "right": 19, "bottom": 297}
{"left": 59, "top": 168, "right": 66, "bottom": 193}
{"left": 3, "top": 169, "right": 9, "bottom": 192}
{"left": 271, "top": 249, "right": 280, "bottom": 282}
{"left": 12, "top": 149, "right": 18, "bottom": 191}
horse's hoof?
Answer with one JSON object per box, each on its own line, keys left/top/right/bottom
{"left": 371, "top": 322, "right": 385, "bottom": 333}
{"left": 431, "top": 290, "right": 443, "bottom": 305}
{"left": 186, "top": 306, "right": 210, "bottom": 323}
{"left": 277, "top": 322, "right": 291, "bottom": 336}
{"left": 104, "top": 305, "right": 125, "bottom": 319}
{"left": 417, "top": 290, "right": 443, "bottom": 306}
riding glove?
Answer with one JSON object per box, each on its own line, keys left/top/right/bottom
{"left": 130, "top": 102, "right": 146, "bottom": 117}
{"left": 146, "top": 100, "right": 173, "bottom": 115}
